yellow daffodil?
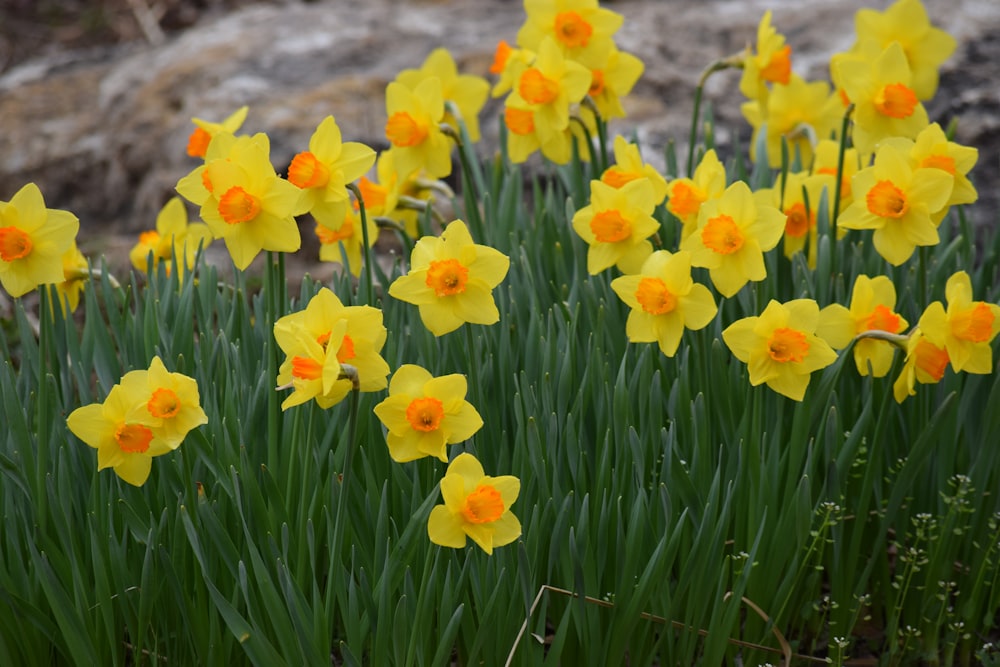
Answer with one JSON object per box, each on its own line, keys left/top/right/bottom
{"left": 837, "top": 143, "right": 952, "bottom": 266}
{"left": 892, "top": 329, "right": 949, "bottom": 403}
{"left": 385, "top": 77, "right": 453, "bottom": 180}
{"left": 723, "top": 299, "right": 839, "bottom": 401}
{"left": 918, "top": 271, "right": 1000, "bottom": 374}
{"left": 67, "top": 384, "right": 172, "bottom": 487}
{"left": 610, "top": 250, "right": 717, "bottom": 357}
{"left": 571, "top": 178, "right": 659, "bottom": 275}
{"left": 811, "top": 139, "right": 860, "bottom": 221}
{"left": 186, "top": 105, "right": 248, "bottom": 158}
{"left": 373, "top": 364, "right": 483, "bottom": 463}
{"left": 129, "top": 197, "right": 213, "bottom": 278}
{"left": 579, "top": 45, "right": 644, "bottom": 122}
{"left": 427, "top": 453, "right": 520, "bottom": 554}
{"left": 315, "top": 207, "right": 377, "bottom": 278}
{"left": 505, "top": 37, "right": 591, "bottom": 146}
{"left": 835, "top": 41, "right": 929, "bottom": 156}
{"left": 388, "top": 219, "right": 510, "bottom": 336}
{"left": 740, "top": 10, "right": 793, "bottom": 105}
{"left": 816, "top": 275, "right": 909, "bottom": 377}
{"left": 679, "top": 181, "right": 785, "bottom": 298}
{"left": 397, "top": 48, "right": 491, "bottom": 143}
{"left": 274, "top": 287, "right": 390, "bottom": 409}
{"left": 741, "top": 74, "right": 842, "bottom": 169}
{"left": 665, "top": 149, "right": 727, "bottom": 240}
{"left": 517, "top": 0, "right": 623, "bottom": 64}
{"left": 119, "top": 356, "right": 209, "bottom": 448}
{"left": 600, "top": 135, "right": 668, "bottom": 204}
{"left": 288, "top": 115, "right": 376, "bottom": 229}
{"left": 850, "top": 0, "right": 956, "bottom": 101}
{"left": 0, "top": 182, "right": 79, "bottom": 298}
{"left": 754, "top": 170, "right": 829, "bottom": 266}
{"left": 49, "top": 241, "right": 89, "bottom": 315}
{"left": 490, "top": 41, "right": 534, "bottom": 99}
{"left": 175, "top": 132, "right": 302, "bottom": 271}
{"left": 355, "top": 148, "right": 425, "bottom": 239}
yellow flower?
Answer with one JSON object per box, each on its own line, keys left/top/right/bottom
{"left": 502, "top": 102, "right": 587, "bottom": 165}
{"left": 892, "top": 329, "right": 949, "bottom": 403}
{"left": 599, "top": 135, "right": 667, "bottom": 205}
{"left": 0, "top": 183, "right": 79, "bottom": 298}
{"left": 572, "top": 179, "right": 659, "bottom": 275}
{"left": 355, "top": 148, "right": 423, "bottom": 238}
{"left": 389, "top": 220, "right": 510, "bottom": 336}
{"left": 119, "top": 356, "right": 209, "bottom": 448}
{"left": 175, "top": 132, "right": 302, "bottom": 271}
{"left": 396, "top": 48, "right": 491, "bottom": 143}
{"left": 739, "top": 10, "right": 793, "bottom": 105}
{"left": 722, "top": 299, "right": 839, "bottom": 401}
{"left": 373, "top": 364, "right": 483, "bottom": 463}
{"left": 274, "top": 287, "right": 390, "bottom": 409}
{"left": 315, "top": 207, "right": 377, "bottom": 278}
{"left": 384, "top": 78, "right": 453, "bottom": 180}
{"left": 49, "top": 241, "right": 89, "bottom": 314}
{"left": 517, "top": 0, "right": 623, "bottom": 64}
{"left": 835, "top": 41, "right": 929, "bottom": 156}
{"left": 505, "top": 37, "right": 591, "bottom": 146}
{"left": 490, "top": 41, "right": 534, "bottom": 99}
{"left": 850, "top": 0, "right": 956, "bottom": 101}
{"left": 67, "top": 384, "right": 172, "bottom": 487}
{"left": 129, "top": 197, "right": 213, "bottom": 278}
{"left": 578, "top": 45, "right": 644, "bottom": 122}
{"left": 754, "top": 170, "right": 829, "bottom": 266}
{"left": 837, "top": 143, "right": 952, "bottom": 266}
{"left": 288, "top": 115, "right": 376, "bottom": 229}
{"left": 427, "top": 453, "right": 520, "bottom": 554}
{"left": 811, "top": 139, "right": 860, "bottom": 221}
{"left": 610, "top": 250, "right": 717, "bottom": 357}
{"left": 186, "top": 105, "right": 248, "bottom": 158}
{"left": 679, "top": 181, "right": 785, "bottom": 298}
{"left": 741, "top": 74, "right": 842, "bottom": 169}
{"left": 816, "top": 275, "right": 909, "bottom": 377}
{"left": 665, "top": 149, "right": 727, "bottom": 240}
{"left": 917, "top": 271, "right": 1000, "bottom": 374}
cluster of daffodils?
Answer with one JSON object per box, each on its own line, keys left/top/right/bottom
{"left": 491, "top": 0, "right": 642, "bottom": 163}
{"left": 66, "top": 357, "right": 208, "bottom": 486}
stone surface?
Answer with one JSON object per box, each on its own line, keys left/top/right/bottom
{"left": 1, "top": 0, "right": 998, "bottom": 269}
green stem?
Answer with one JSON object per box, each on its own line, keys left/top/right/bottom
{"left": 464, "top": 325, "right": 481, "bottom": 411}
{"left": 328, "top": 368, "right": 361, "bottom": 619}
{"left": 686, "top": 58, "right": 740, "bottom": 177}
{"left": 265, "top": 252, "right": 281, "bottom": 473}
{"left": 830, "top": 103, "right": 855, "bottom": 283}
{"left": 347, "top": 182, "right": 375, "bottom": 306}
{"left": 581, "top": 97, "right": 609, "bottom": 173}
{"left": 36, "top": 286, "right": 52, "bottom": 530}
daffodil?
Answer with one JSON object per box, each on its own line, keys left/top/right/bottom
{"left": 739, "top": 10, "right": 792, "bottom": 105}
{"left": 837, "top": 143, "right": 952, "bottom": 266}
{"left": 389, "top": 220, "right": 510, "bottom": 336}
{"left": 175, "top": 132, "right": 302, "bottom": 270}
{"left": 373, "top": 365, "right": 483, "bottom": 463}
{"left": 578, "top": 45, "right": 644, "bottom": 122}
{"left": 741, "top": 74, "right": 842, "bottom": 169}
{"left": 385, "top": 77, "right": 453, "bottom": 180}
{"left": 129, "top": 197, "right": 212, "bottom": 278}
{"left": 505, "top": 37, "right": 591, "bottom": 146}
{"left": 571, "top": 178, "right": 659, "bottom": 275}
{"left": 427, "top": 453, "right": 520, "bottom": 554}
{"left": 754, "top": 170, "right": 829, "bottom": 265}
{"left": 315, "top": 207, "right": 377, "bottom": 278}
{"left": 186, "top": 105, "right": 249, "bottom": 158}
{"left": 119, "top": 356, "right": 208, "bottom": 448}
{"left": 517, "top": 0, "right": 623, "bottom": 64}
{"left": 49, "top": 241, "right": 89, "bottom": 314}
{"left": 835, "top": 41, "right": 929, "bottom": 156}
{"left": 811, "top": 139, "right": 860, "bottom": 220}
{"left": 892, "top": 329, "right": 949, "bottom": 403}
{"left": 679, "top": 181, "right": 785, "bottom": 298}
{"left": 355, "top": 148, "right": 423, "bottom": 238}
{"left": 600, "top": 135, "right": 667, "bottom": 204}
{"left": 918, "top": 271, "right": 1000, "bottom": 373}
{"left": 850, "top": 0, "right": 956, "bottom": 101}
{"left": 274, "top": 287, "right": 390, "bottom": 408}
{"left": 67, "top": 384, "right": 172, "bottom": 487}
{"left": 490, "top": 41, "right": 534, "bottom": 99}
{"left": 665, "top": 149, "right": 727, "bottom": 240}
{"left": 288, "top": 115, "right": 376, "bottom": 229}
{"left": 723, "top": 299, "right": 839, "bottom": 401}
{"left": 0, "top": 182, "right": 79, "bottom": 298}
{"left": 610, "top": 250, "right": 717, "bottom": 357}
{"left": 396, "top": 48, "right": 491, "bottom": 142}
{"left": 816, "top": 275, "right": 909, "bottom": 377}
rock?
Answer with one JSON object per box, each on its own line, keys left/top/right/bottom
{"left": 1, "top": 0, "right": 998, "bottom": 261}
